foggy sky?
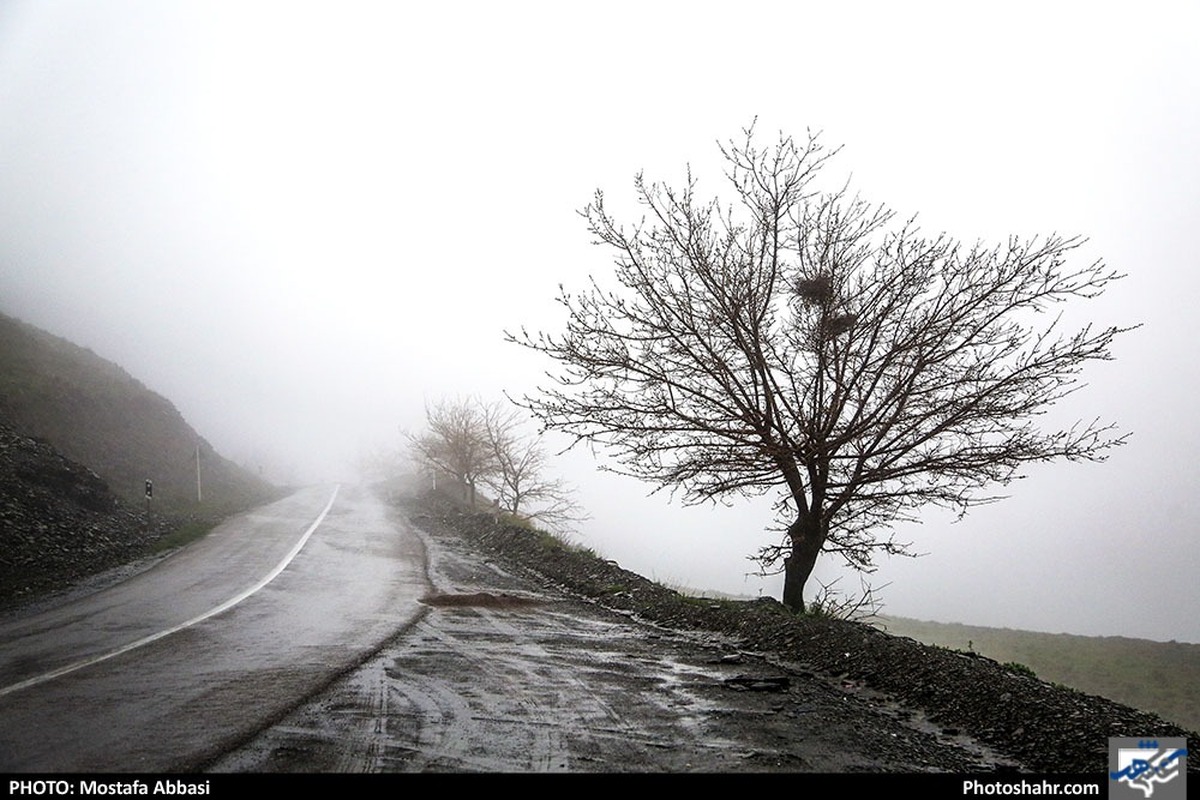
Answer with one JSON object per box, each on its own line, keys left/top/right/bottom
{"left": 1, "top": 1, "right": 1196, "bottom": 642}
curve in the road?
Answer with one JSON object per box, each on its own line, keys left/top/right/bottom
{"left": 0, "top": 485, "right": 340, "bottom": 699}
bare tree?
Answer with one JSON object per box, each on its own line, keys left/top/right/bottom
{"left": 507, "top": 126, "right": 1134, "bottom": 613}
{"left": 406, "top": 397, "right": 494, "bottom": 505}
{"left": 479, "top": 401, "right": 586, "bottom": 533}
{"left": 406, "top": 397, "right": 585, "bottom": 530}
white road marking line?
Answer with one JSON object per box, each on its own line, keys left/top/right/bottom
{"left": 0, "top": 485, "right": 341, "bottom": 698}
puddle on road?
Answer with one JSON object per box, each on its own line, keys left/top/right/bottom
{"left": 419, "top": 592, "right": 544, "bottom": 610}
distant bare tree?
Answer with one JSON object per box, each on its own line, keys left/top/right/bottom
{"left": 479, "top": 401, "right": 586, "bottom": 533}
{"left": 407, "top": 397, "right": 585, "bottom": 530}
{"left": 508, "top": 125, "right": 1134, "bottom": 613}
{"left": 406, "top": 397, "right": 494, "bottom": 505}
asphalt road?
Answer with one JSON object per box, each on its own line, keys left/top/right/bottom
{"left": 0, "top": 484, "right": 427, "bottom": 771}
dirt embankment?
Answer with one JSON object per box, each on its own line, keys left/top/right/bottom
{"left": 408, "top": 491, "right": 1199, "bottom": 774}
{"left": 0, "top": 418, "right": 178, "bottom": 607}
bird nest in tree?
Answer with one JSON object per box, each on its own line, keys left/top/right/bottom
{"left": 796, "top": 276, "right": 833, "bottom": 304}
{"left": 824, "top": 313, "right": 857, "bottom": 337}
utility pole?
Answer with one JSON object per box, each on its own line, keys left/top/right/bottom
{"left": 195, "top": 442, "right": 203, "bottom": 504}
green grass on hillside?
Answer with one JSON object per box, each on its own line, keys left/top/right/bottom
{"left": 875, "top": 615, "right": 1200, "bottom": 734}
{"left": 150, "top": 519, "right": 219, "bottom": 554}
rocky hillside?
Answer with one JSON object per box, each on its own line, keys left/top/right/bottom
{"left": 0, "top": 416, "right": 180, "bottom": 607}
{"left": 0, "top": 312, "right": 274, "bottom": 513}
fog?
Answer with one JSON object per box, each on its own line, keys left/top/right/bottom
{"left": 1, "top": 2, "right": 1196, "bottom": 642}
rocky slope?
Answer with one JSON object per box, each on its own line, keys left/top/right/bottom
{"left": 0, "top": 416, "right": 179, "bottom": 607}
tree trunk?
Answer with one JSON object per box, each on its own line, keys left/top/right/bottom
{"left": 781, "top": 511, "right": 825, "bottom": 613}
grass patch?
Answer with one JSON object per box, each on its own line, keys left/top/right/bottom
{"left": 151, "top": 519, "right": 218, "bottom": 554}
{"left": 529, "top": 526, "right": 597, "bottom": 558}
{"left": 1004, "top": 661, "right": 1038, "bottom": 678}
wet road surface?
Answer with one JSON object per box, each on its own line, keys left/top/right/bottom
{"left": 0, "top": 484, "right": 427, "bottom": 771}
{"left": 209, "top": 500, "right": 1012, "bottom": 773}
